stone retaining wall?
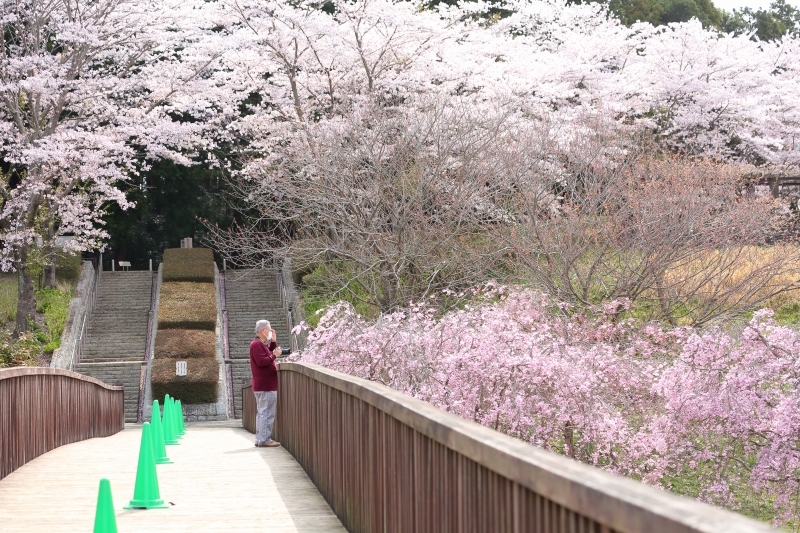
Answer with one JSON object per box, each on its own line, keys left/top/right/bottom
{"left": 51, "top": 261, "right": 96, "bottom": 370}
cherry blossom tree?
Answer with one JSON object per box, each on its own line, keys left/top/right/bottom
{"left": 212, "top": 0, "right": 800, "bottom": 171}
{"left": 207, "top": 0, "right": 800, "bottom": 523}
{"left": 207, "top": 100, "right": 519, "bottom": 312}
{"left": 210, "top": 0, "right": 462, "bottom": 175}
{"left": 445, "top": 1, "right": 800, "bottom": 166}
{"left": 0, "top": 0, "right": 225, "bottom": 333}
{"left": 208, "top": 0, "right": 800, "bottom": 278}
{"left": 301, "top": 291, "right": 800, "bottom": 525}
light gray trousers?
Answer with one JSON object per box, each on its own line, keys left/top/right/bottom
{"left": 254, "top": 390, "right": 278, "bottom": 444}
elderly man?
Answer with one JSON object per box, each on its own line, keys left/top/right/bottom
{"left": 250, "top": 319, "right": 282, "bottom": 447}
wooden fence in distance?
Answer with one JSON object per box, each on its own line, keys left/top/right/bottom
{"left": 273, "top": 362, "right": 773, "bottom": 533}
{"left": 0, "top": 367, "right": 124, "bottom": 480}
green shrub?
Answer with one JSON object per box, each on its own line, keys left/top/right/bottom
{"left": 43, "top": 341, "right": 60, "bottom": 353}
{"left": 0, "top": 333, "right": 42, "bottom": 368}
{"left": 55, "top": 252, "right": 82, "bottom": 283}
{"left": 158, "top": 282, "right": 217, "bottom": 331}
{"left": 155, "top": 328, "right": 216, "bottom": 359}
{"left": 162, "top": 248, "right": 215, "bottom": 283}
{"left": 301, "top": 263, "right": 377, "bottom": 327}
{"left": 36, "top": 285, "right": 72, "bottom": 350}
{"left": 151, "top": 357, "right": 219, "bottom": 404}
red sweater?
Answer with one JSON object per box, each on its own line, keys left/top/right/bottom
{"left": 250, "top": 338, "right": 279, "bottom": 391}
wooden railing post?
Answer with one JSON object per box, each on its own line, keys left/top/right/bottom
{"left": 242, "top": 383, "right": 256, "bottom": 434}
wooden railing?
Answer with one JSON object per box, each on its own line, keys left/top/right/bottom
{"left": 274, "top": 362, "right": 773, "bottom": 533}
{"left": 242, "top": 383, "right": 256, "bottom": 434}
{"left": 0, "top": 367, "right": 124, "bottom": 480}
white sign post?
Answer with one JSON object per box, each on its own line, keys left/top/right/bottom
{"left": 176, "top": 361, "right": 187, "bottom": 376}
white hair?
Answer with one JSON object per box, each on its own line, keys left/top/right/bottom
{"left": 255, "top": 319, "right": 270, "bottom": 335}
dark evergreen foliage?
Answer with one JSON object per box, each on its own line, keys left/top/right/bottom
{"left": 721, "top": 0, "right": 800, "bottom": 40}
{"left": 103, "top": 158, "right": 236, "bottom": 270}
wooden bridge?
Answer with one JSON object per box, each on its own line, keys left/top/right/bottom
{"left": 0, "top": 364, "right": 776, "bottom": 533}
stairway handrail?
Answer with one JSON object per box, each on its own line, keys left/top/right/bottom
{"left": 68, "top": 313, "right": 86, "bottom": 372}
{"left": 276, "top": 269, "right": 298, "bottom": 352}
{"left": 137, "top": 267, "right": 159, "bottom": 423}
{"left": 274, "top": 257, "right": 302, "bottom": 353}
{"left": 67, "top": 261, "right": 99, "bottom": 371}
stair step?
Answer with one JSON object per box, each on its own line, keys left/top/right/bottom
{"left": 78, "top": 270, "right": 153, "bottom": 423}
{"left": 73, "top": 362, "right": 143, "bottom": 423}
{"left": 224, "top": 269, "right": 293, "bottom": 375}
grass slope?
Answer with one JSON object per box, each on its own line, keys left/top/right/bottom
{"left": 158, "top": 281, "right": 217, "bottom": 331}
{"left": 162, "top": 248, "right": 215, "bottom": 283}
{"left": 155, "top": 328, "right": 216, "bottom": 359}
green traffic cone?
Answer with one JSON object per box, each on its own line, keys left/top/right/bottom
{"left": 93, "top": 478, "right": 118, "bottom": 533}
{"left": 124, "top": 422, "right": 169, "bottom": 509}
{"left": 176, "top": 399, "right": 185, "bottom": 436}
{"left": 150, "top": 400, "right": 172, "bottom": 464}
{"left": 171, "top": 398, "right": 183, "bottom": 439}
{"left": 163, "top": 397, "right": 178, "bottom": 445}
{"left": 169, "top": 398, "right": 180, "bottom": 440}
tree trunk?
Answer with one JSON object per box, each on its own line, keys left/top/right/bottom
{"left": 14, "top": 244, "right": 37, "bottom": 337}
{"left": 563, "top": 422, "right": 576, "bottom": 459}
{"left": 43, "top": 212, "right": 57, "bottom": 288}
{"left": 44, "top": 262, "right": 56, "bottom": 288}
{"left": 380, "top": 265, "right": 398, "bottom": 313}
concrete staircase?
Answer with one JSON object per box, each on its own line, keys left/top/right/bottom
{"left": 75, "top": 271, "right": 154, "bottom": 423}
{"left": 224, "top": 269, "right": 290, "bottom": 418}
{"left": 73, "top": 361, "right": 144, "bottom": 423}
{"left": 82, "top": 271, "right": 153, "bottom": 362}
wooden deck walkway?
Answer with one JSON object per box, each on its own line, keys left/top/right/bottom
{"left": 0, "top": 421, "right": 346, "bottom": 532}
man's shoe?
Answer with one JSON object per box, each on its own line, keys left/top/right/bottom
{"left": 264, "top": 441, "right": 281, "bottom": 447}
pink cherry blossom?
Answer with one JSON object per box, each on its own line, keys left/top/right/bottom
{"left": 302, "top": 288, "right": 800, "bottom": 525}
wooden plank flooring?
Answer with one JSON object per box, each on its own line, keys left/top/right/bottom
{"left": 0, "top": 421, "right": 346, "bottom": 532}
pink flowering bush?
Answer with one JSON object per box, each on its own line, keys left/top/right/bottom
{"left": 301, "top": 286, "right": 800, "bottom": 526}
